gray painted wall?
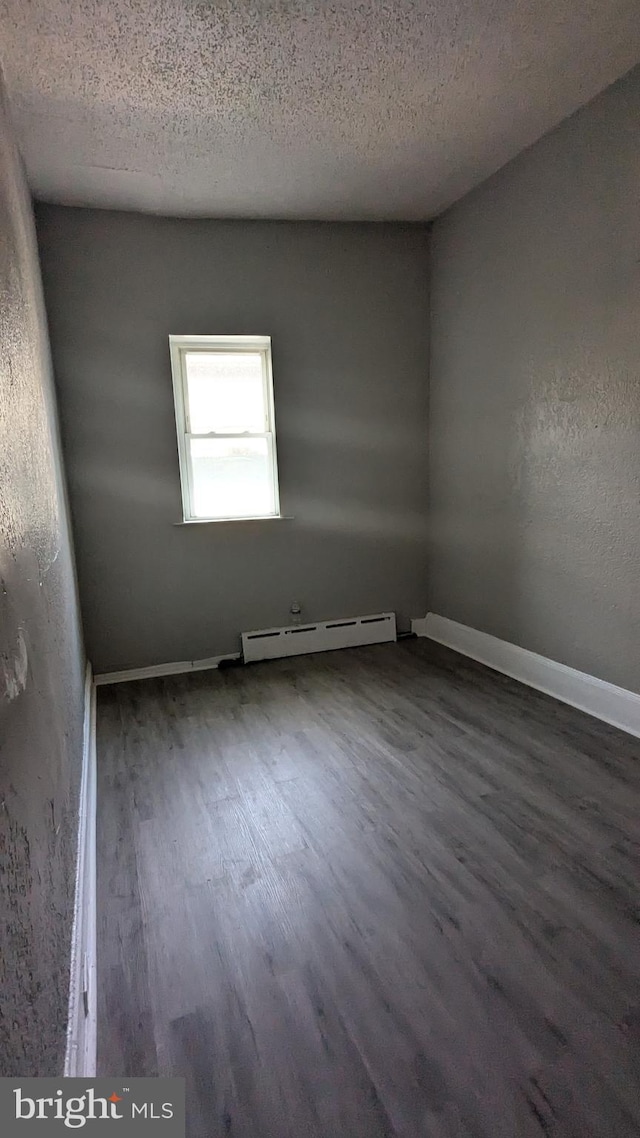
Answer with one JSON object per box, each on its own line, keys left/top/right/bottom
{"left": 0, "top": 76, "right": 85, "bottom": 1073}
{"left": 36, "top": 212, "right": 430, "bottom": 673}
{"left": 429, "top": 64, "right": 640, "bottom": 692}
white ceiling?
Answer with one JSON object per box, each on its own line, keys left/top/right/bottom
{"left": 2, "top": 1, "right": 639, "bottom": 220}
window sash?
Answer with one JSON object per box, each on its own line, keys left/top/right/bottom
{"left": 186, "top": 433, "right": 278, "bottom": 520}
{"left": 182, "top": 347, "right": 270, "bottom": 435}
{"left": 170, "top": 335, "right": 280, "bottom": 521}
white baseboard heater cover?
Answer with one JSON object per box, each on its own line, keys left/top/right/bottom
{"left": 242, "top": 612, "right": 397, "bottom": 663}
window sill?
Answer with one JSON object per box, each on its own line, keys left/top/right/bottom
{"left": 174, "top": 515, "right": 294, "bottom": 526}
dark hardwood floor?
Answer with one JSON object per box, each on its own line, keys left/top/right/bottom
{"left": 97, "top": 639, "right": 640, "bottom": 1137}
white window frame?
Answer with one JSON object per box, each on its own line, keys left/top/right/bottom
{"left": 169, "top": 334, "right": 281, "bottom": 522}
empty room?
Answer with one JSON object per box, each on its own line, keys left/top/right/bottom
{"left": 1, "top": 2, "right": 639, "bottom": 1135}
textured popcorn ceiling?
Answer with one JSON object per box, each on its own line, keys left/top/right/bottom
{"left": 2, "top": 1, "right": 640, "bottom": 219}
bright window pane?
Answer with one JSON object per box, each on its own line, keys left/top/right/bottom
{"left": 189, "top": 437, "right": 274, "bottom": 518}
{"left": 185, "top": 352, "right": 265, "bottom": 433}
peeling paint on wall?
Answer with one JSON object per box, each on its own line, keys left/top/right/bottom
{"left": 0, "top": 69, "right": 84, "bottom": 1076}
{"left": 1, "top": 628, "right": 28, "bottom": 701}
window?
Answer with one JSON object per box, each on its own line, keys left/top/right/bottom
{"left": 169, "top": 335, "right": 281, "bottom": 521}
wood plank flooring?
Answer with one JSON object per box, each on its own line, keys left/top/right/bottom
{"left": 97, "top": 639, "right": 640, "bottom": 1137}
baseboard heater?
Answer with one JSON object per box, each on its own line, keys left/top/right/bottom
{"left": 241, "top": 611, "right": 397, "bottom": 663}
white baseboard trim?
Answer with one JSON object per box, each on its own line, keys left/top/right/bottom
{"left": 412, "top": 613, "right": 640, "bottom": 739}
{"left": 94, "top": 653, "right": 241, "bottom": 686}
{"left": 65, "top": 661, "right": 97, "bottom": 1077}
